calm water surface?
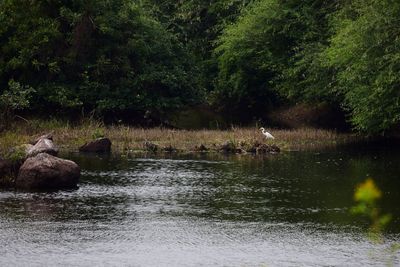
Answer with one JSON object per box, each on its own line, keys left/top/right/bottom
{"left": 0, "top": 148, "right": 399, "bottom": 266}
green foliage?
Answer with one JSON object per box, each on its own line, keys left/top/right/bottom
{"left": 4, "top": 145, "right": 27, "bottom": 163}
{"left": 0, "top": 80, "right": 35, "bottom": 128}
{"left": 0, "top": 0, "right": 399, "bottom": 133}
{"left": 145, "top": 0, "right": 250, "bottom": 57}
{"left": 214, "top": 0, "right": 311, "bottom": 119}
{"left": 351, "top": 178, "right": 391, "bottom": 240}
{"left": 0, "top": 80, "right": 35, "bottom": 111}
{"left": 143, "top": 0, "right": 251, "bottom": 96}
{"left": 278, "top": 1, "right": 341, "bottom": 102}
{"left": 324, "top": 0, "right": 400, "bottom": 133}
{"left": 0, "top": 0, "right": 201, "bottom": 120}
{"left": 351, "top": 178, "right": 400, "bottom": 264}
{"left": 92, "top": 128, "right": 105, "bottom": 139}
{"left": 214, "top": 0, "right": 400, "bottom": 133}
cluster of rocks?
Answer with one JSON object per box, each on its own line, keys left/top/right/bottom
{"left": 142, "top": 141, "right": 279, "bottom": 155}
{"left": 0, "top": 136, "right": 113, "bottom": 191}
{"left": 1, "top": 133, "right": 279, "bottom": 191}
{"left": 218, "top": 140, "right": 280, "bottom": 154}
{"left": 143, "top": 141, "right": 178, "bottom": 153}
{"left": 0, "top": 134, "right": 80, "bottom": 191}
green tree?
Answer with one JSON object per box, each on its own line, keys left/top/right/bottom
{"left": 324, "top": 0, "right": 400, "bottom": 133}
{"left": 214, "top": 0, "right": 335, "bottom": 121}
{"left": 144, "top": 0, "right": 251, "bottom": 96}
{"left": 0, "top": 80, "right": 34, "bottom": 129}
{"left": 144, "top": 0, "right": 250, "bottom": 58}
{"left": 0, "top": 0, "right": 201, "bottom": 122}
{"left": 278, "top": 1, "right": 341, "bottom": 103}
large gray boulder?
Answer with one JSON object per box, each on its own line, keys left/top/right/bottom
{"left": 27, "top": 138, "right": 58, "bottom": 157}
{"left": 16, "top": 153, "right": 80, "bottom": 190}
{"left": 79, "top": 138, "right": 111, "bottom": 153}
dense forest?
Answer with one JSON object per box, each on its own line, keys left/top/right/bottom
{"left": 0, "top": 0, "right": 399, "bottom": 134}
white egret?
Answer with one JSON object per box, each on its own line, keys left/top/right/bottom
{"left": 259, "top": 127, "right": 275, "bottom": 139}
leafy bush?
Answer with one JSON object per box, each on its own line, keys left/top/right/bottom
{"left": 213, "top": 0, "right": 338, "bottom": 121}
{"left": 0, "top": 80, "right": 35, "bottom": 129}
{"left": 0, "top": 0, "right": 201, "bottom": 121}
{"left": 324, "top": 0, "right": 400, "bottom": 133}
{"left": 1, "top": 0, "right": 400, "bottom": 134}
{"left": 351, "top": 178, "right": 392, "bottom": 241}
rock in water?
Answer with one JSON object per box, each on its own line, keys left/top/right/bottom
{"left": 143, "top": 141, "right": 158, "bottom": 152}
{"left": 27, "top": 138, "right": 58, "bottom": 157}
{"left": 255, "top": 144, "right": 281, "bottom": 154}
{"left": 162, "top": 145, "right": 177, "bottom": 153}
{"left": 16, "top": 153, "right": 80, "bottom": 190}
{"left": 194, "top": 144, "right": 208, "bottom": 152}
{"left": 219, "top": 141, "right": 241, "bottom": 153}
{"left": 79, "top": 138, "right": 112, "bottom": 153}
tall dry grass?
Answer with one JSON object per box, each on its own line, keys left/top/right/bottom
{"left": 0, "top": 119, "right": 359, "bottom": 154}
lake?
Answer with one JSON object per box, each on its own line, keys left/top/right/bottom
{"left": 0, "top": 148, "right": 399, "bottom": 266}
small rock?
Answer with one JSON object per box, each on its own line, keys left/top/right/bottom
{"left": 245, "top": 146, "right": 257, "bottom": 153}
{"left": 143, "top": 141, "right": 158, "bottom": 152}
{"left": 16, "top": 153, "right": 80, "bottom": 190}
{"left": 256, "top": 144, "right": 280, "bottom": 154}
{"left": 269, "top": 145, "right": 281, "bottom": 153}
{"left": 240, "top": 141, "right": 258, "bottom": 153}
{"left": 30, "top": 133, "right": 53, "bottom": 145}
{"left": 255, "top": 144, "right": 269, "bottom": 154}
{"left": 27, "top": 138, "right": 58, "bottom": 157}
{"left": 194, "top": 144, "right": 208, "bottom": 152}
{"left": 79, "top": 138, "right": 112, "bottom": 153}
{"left": 162, "top": 145, "right": 176, "bottom": 153}
{"left": 219, "top": 141, "right": 240, "bottom": 153}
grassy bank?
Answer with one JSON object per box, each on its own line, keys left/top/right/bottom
{"left": 0, "top": 119, "right": 361, "bottom": 155}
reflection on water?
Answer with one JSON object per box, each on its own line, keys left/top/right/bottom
{"left": 0, "top": 150, "right": 399, "bottom": 266}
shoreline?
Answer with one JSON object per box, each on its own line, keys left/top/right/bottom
{"left": 0, "top": 121, "right": 365, "bottom": 156}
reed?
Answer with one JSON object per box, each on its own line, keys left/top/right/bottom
{"left": 0, "top": 119, "right": 361, "bottom": 154}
